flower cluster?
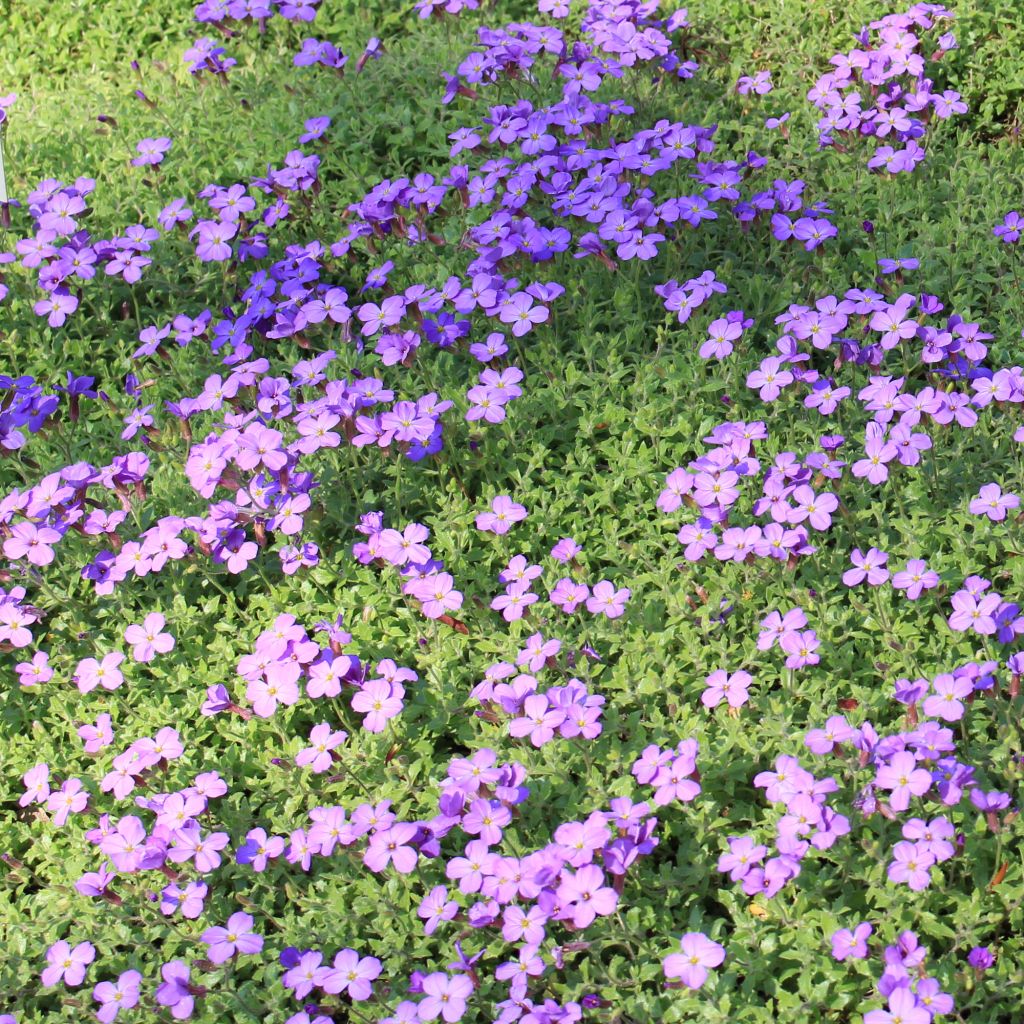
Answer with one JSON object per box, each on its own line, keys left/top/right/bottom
{"left": 807, "top": 5, "right": 965, "bottom": 171}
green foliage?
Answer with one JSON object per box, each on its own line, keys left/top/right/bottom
{"left": 0, "top": 2, "right": 1023, "bottom": 1024}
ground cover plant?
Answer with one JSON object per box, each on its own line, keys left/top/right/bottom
{"left": 0, "top": 0, "right": 1023, "bottom": 1022}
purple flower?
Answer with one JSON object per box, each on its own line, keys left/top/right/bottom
{"left": 921, "top": 674, "right": 973, "bottom": 721}
{"left": 236, "top": 829, "right": 285, "bottom": 872}
{"left": 33, "top": 288, "right": 79, "bottom": 328}
{"left": 131, "top": 137, "right": 172, "bottom": 166}
{"left": 969, "top": 789, "right": 1011, "bottom": 814}
{"left": 947, "top": 591, "right": 1001, "bottom": 634}
{"left": 746, "top": 357, "right": 793, "bottom": 400}
{"left": 158, "top": 198, "right": 193, "bottom": 230}
{"left": 717, "top": 836, "right": 767, "bottom": 881}
{"left": 551, "top": 537, "right": 581, "bottom": 562}
{"left": 155, "top": 960, "right": 195, "bottom": 1019}
{"left": 363, "top": 823, "right": 419, "bottom": 874}
{"left": 93, "top": 969, "right": 142, "bottom": 1022}
{"left": 831, "top": 922, "right": 872, "bottom": 961}
{"left": 42, "top": 940, "right": 95, "bottom": 987}
{"left": 994, "top": 211, "right": 1022, "bottom": 244}
{"left": 160, "top": 880, "right": 208, "bottom": 918}
{"left": 317, "top": 949, "right": 382, "bottom": 1000}
{"left": 299, "top": 115, "right": 331, "bottom": 142}
{"left": 475, "top": 495, "right": 527, "bottom": 534}
{"left": 892, "top": 560, "right": 940, "bottom": 600}
{"left": 876, "top": 752, "right": 932, "bottom": 811}
{"left": 842, "top": 547, "right": 889, "bottom": 586}
{"left": 779, "top": 629, "right": 820, "bottom": 669}
{"left": 737, "top": 70, "right": 773, "bottom": 95}
{"left": 877, "top": 256, "right": 919, "bottom": 274}
{"left": 969, "top": 483, "right": 1020, "bottom": 522}
{"left": 201, "top": 912, "right": 263, "bottom": 964}
{"left": 498, "top": 292, "right": 549, "bottom": 337}
{"left": 864, "top": 988, "right": 931, "bottom": 1024}
{"left": 191, "top": 219, "right": 237, "bottom": 262}
{"left": 419, "top": 886, "right": 458, "bottom": 936}
{"left": 968, "top": 946, "right": 994, "bottom": 970}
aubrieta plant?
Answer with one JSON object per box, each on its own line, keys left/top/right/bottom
{"left": 0, "top": 0, "right": 1022, "bottom": 1022}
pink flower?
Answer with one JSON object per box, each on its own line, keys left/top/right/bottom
{"left": 75, "top": 652, "right": 125, "bottom": 693}
{"left": 462, "top": 798, "right": 511, "bottom": 844}
{"left": 701, "top": 669, "right": 752, "bottom": 709}
{"left": 167, "top": 823, "right": 230, "bottom": 873}
{"left": 3, "top": 521, "right": 62, "bottom": 565}
{"left": 407, "top": 571, "right": 464, "bottom": 619}
{"left": 418, "top": 972, "right": 473, "bottom": 1022}
{"left": 779, "top": 629, "right": 820, "bottom": 669}
{"left": 549, "top": 577, "right": 589, "bottom": 613}
{"left": 509, "top": 694, "right": 566, "bottom": 746}
{"left": 123, "top": 612, "right": 175, "bottom": 663}
{"left": 418, "top": 885, "right": 458, "bottom": 936}
{"left": 46, "top": 778, "right": 89, "bottom": 825}
{"left": 585, "top": 580, "right": 631, "bottom": 618}
{"left": 491, "top": 582, "right": 539, "bottom": 622}
{"left": 869, "top": 293, "right": 917, "bottom": 349}
{"left": 351, "top": 679, "right": 404, "bottom": 733}
{"left": 377, "top": 523, "right": 431, "bottom": 566}
{"left": 830, "top": 922, "right": 872, "bottom": 961}
{"left": 851, "top": 429, "right": 899, "bottom": 485}
{"left": 789, "top": 486, "right": 838, "bottom": 531}
{"left": 550, "top": 537, "right": 581, "bottom": 562}
{"left": 921, "top": 674, "right": 973, "bottom": 721}
{"left": 757, "top": 607, "right": 807, "bottom": 650}
{"left": 20, "top": 762, "right": 50, "bottom": 806}
{"left": 475, "top": 495, "right": 527, "bottom": 534}
{"left": 663, "top": 932, "right": 726, "bottom": 989}
{"left": 363, "top": 823, "right": 419, "bottom": 874}
{"left": 556, "top": 864, "right": 618, "bottom": 927}
{"left": 16, "top": 650, "right": 53, "bottom": 687}
{"left": 78, "top": 713, "right": 114, "bottom": 753}
{"left": 947, "top": 591, "right": 1000, "bottom": 634}
{"left": 653, "top": 749, "right": 701, "bottom": 805}
{"left": 295, "top": 722, "right": 347, "bottom": 772}
{"left": 246, "top": 674, "right": 300, "bottom": 718}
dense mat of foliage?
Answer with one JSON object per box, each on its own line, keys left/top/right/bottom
{"left": 1, "top": 1, "right": 1023, "bottom": 1022}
